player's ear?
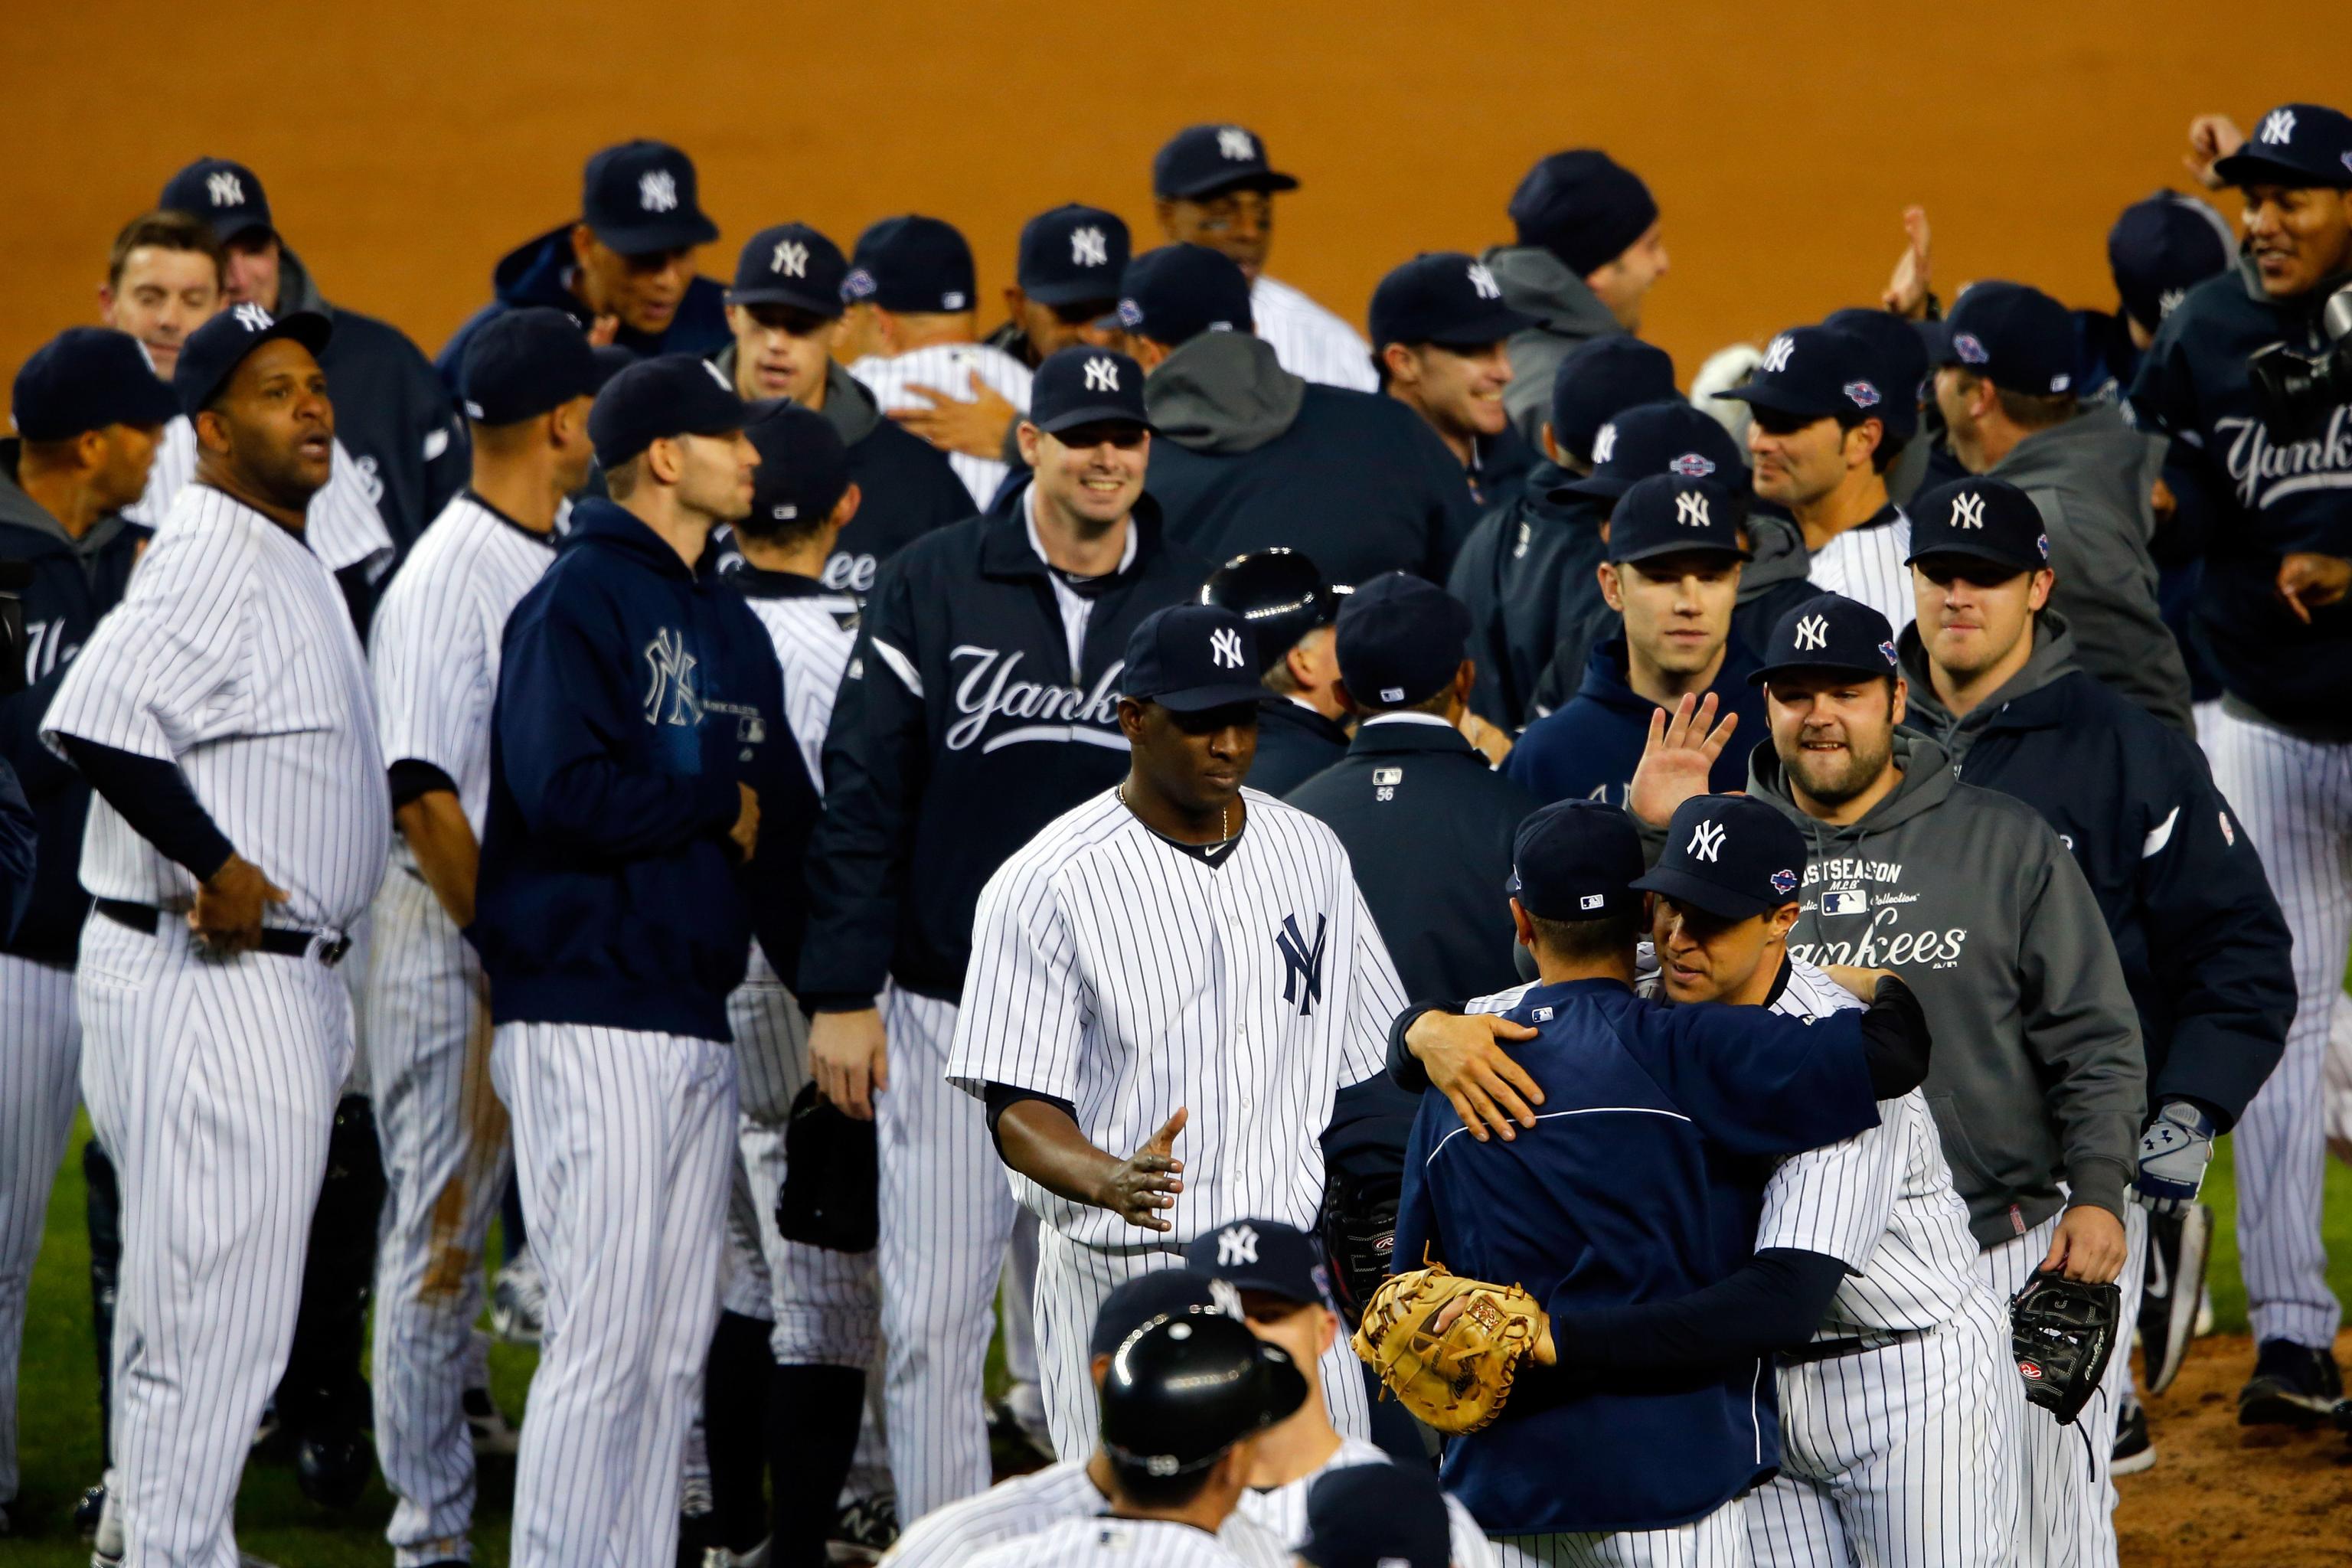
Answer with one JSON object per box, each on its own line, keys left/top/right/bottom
{"left": 1769, "top": 903, "right": 1799, "bottom": 940}
{"left": 568, "top": 224, "right": 598, "bottom": 269}
{"left": 1540, "top": 422, "right": 1562, "bottom": 465}
{"left": 1596, "top": 560, "right": 1624, "bottom": 612}
{"left": 1887, "top": 675, "right": 1908, "bottom": 727}
{"left": 1509, "top": 897, "right": 1535, "bottom": 948}
{"left": 193, "top": 406, "right": 230, "bottom": 458}
{"left": 1152, "top": 198, "right": 1179, "bottom": 238}
{"left": 1014, "top": 420, "right": 1043, "bottom": 468}
{"left": 1380, "top": 342, "right": 1419, "bottom": 388}
{"left": 2029, "top": 567, "right": 2055, "bottom": 611}
{"left": 831, "top": 481, "right": 863, "bottom": 529}
{"left": 1116, "top": 695, "right": 1148, "bottom": 743}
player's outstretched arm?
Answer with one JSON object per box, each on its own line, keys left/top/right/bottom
{"left": 994, "top": 1099, "right": 1186, "bottom": 1233}
{"left": 1627, "top": 691, "right": 1737, "bottom": 830}
{"left": 1388, "top": 1004, "right": 1543, "bottom": 1142}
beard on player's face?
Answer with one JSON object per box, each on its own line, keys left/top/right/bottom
{"left": 1769, "top": 681, "right": 1898, "bottom": 808}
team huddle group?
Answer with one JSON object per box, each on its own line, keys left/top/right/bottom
{"left": 2, "top": 96, "right": 2350, "bottom": 1568}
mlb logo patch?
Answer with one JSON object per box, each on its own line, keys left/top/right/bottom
{"left": 1821, "top": 888, "right": 1868, "bottom": 916}
{"left": 1532, "top": 1006, "right": 1554, "bottom": 1022}
{"left": 1371, "top": 767, "right": 1403, "bottom": 787}
{"left": 1579, "top": 893, "right": 1606, "bottom": 911}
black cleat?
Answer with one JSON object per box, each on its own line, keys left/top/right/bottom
{"left": 74, "top": 1481, "right": 106, "bottom": 1537}
{"left": 2137, "top": 1204, "right": 2211, "bottom": 1396}
{"left": 2112, "top": 1396, "right": 2154, "bottom": 1475}
{"left": 294, "top": 1429, "right": 374, "bottom": 1509}
{"left": 2239, "top": 1338, "right": 2346, "bottom": 1426}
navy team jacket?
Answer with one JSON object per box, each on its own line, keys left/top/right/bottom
{"left": 476, "top": 499, "right": 815, "bottom": 1042}
{"left": 1393, "top": 977, "right": 1880, "bottom": 1536}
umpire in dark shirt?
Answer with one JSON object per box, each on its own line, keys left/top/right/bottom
{"left": 1288, "top": 572, "right": 1537, "bottom": 1002}
{"left": 1201, "top": 547, "right": 1351, "bottom": 794}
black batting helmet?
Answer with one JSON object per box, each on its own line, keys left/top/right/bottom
{"left": 1101, "top": 1309, "right": 1308, "bottom": 1475}
{"left": 1199, "top": 548, "right": 1342, "bottom": 676}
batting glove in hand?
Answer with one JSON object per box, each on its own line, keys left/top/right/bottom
{"left": 2133, "top": 1100, "right": 2216, "bottom": 1213}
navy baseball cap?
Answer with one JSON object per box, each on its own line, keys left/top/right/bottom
{"left": 2211, "top": 104, "right": 2352, "bottom": 190}
{"left": 588, "top": 353, "right": 751, "bottom": 469}
{"left": 581, "top": 140, "right": 719, "bottom": 255}
{"left": 1905, "top": 476, "right": 2050, "bottom": 576}
{"left": 1508, "top": 150, "right": 1658, "bottom": 276}
{"left": 1100, "top": 1312, "right": 1308, "bottom": 1474}
{"left": 1553, "top": 400, "right": 1748, "bottom": 503}
{"left": 174, "top": 302, "right": 332, "bottom": 417}
{"left": 1821, "top": 309, "right": 1928, "bottom": 443}
{"left": 459, "top": 307, "right": 602, "bottom": 426}
{"left": 1715, "top": 325, "right": 1885, "bottom": 424}
{"left": 1184, "top": 1219, "right": 1336, "bottom": 1309}
{"left": 843, "top": 216, "right": 975, "bottom": 314}
{"left": 1200, "top": 549, "right": 1342, "bottom": 674}
{"left": 1607, "top": 475, "right": 1749, "bottom": 564}
{"left": 589, "top": 343, "right": 639, "bottom": 393}
{"left": 2107, "top": 193, "right": 2234, "bottom": 332}
{"left": 1750, "top": 593, "right": 1901, "bottom": 687}
{"left": 1298, "top": 1465, "right": 1451, "bottom": 1568}
{"left": 1112, "top": 245, "right": 1254, "bottom": 346}
{"left": 159, "top": 157, "right": 273, "bottom": 244}
{"left": 1508, "top": 799, "right": 1645, "bottom": 923}
{"left": 729, "top": 224, "right": 847, "bottom": 317}
{"left": 1122, "top": 604, "right": 1266, "bottom": 713}
{"left": 1027, "top": 347, "right": 1150, "bottom": 436}
{"left": 1367, "top": 253, "right": 1533, "bottom": 351}
{"left": 743, "top": 400, "right": 852, "bottom": 534}
{"left": 1334, "top": 572, "right": 1471, "bottom": 710}
{"left": 1632, "top": 795, "right": 1808, "bottom": 923}
{"left": 1152, "top": 124, "right": 1300, "bottom": 200}
{"left": 1549, "top": 335, "right": 1678, "bottom": 465}
{"left": 1089, "top": 1269, "right": 1223, "bottom": 1359}
{"left": 1019, "top": 205, "right": 1131, "bottom": 307}
{"left": 1927, "top": 283, "right": 2076, "bottom": 397}
{"left": 12, "top": 328, "right": 180, "bottom": 440}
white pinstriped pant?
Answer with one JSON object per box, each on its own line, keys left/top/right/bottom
{"left": 2206, "top": 707, "right": 2351, "bottom": 1348}
{"left": 78, "top": 913, "right": 351, "bottom": 1568}
{"left": 363, "top": 869, "right": 511, "bottom": 1566}
{"left": 0, "top": 952, "right": 77, "bottom": 1506}
{"left": 1492, "top": 1498, "right": 1753, "bottom": 1567}
{"left": 494, "top": 1021, "right": 737, "bottom": 1568}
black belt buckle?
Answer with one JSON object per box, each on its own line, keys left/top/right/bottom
{"left": 98, "top": 897, "right": 347, "bottom": 966}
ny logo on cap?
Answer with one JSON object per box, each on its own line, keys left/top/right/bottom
{"left": 1668, "top": 452, "right": 1717, "bottom": 479}
{"left": 1070, "top": 226, "right": 1109, "bottom": 267}
{"left": 1688, "top": 819, "right": 1726, "bottom": 863}
{"left": 1592, "top": 423, "right": 1617, "bottom": 463}
{"left": 638, "top": 169, "right": 679, "bottom": 213}
{"left": 2158, "top": 287, "right": 2187, "bottom": 318}
{"left": 1952, "top": 332, "right": 1989, "bottom": 366}
{"left": 1762, "top": 335, "right": 1795, "bottom": 374}
{"left": 1210, "top": 626, "right": 1245, "bottom": 669}
{"left": 206, "top": 170, "right": 244, "bottom": 207}
{"left": 1844, "top": 380, "right": 1880, "bottom": 408}
{"left": 1207, "top": 1277, "right": 1245, "bottom": 1319}
{"left": 1795, "top": 613, "right": 1828, "bottom": 651}
{"left": 771, "top": 240, "right": 809, "bottom": 277}
{"left": 1951, "top": 492, "right": 1986, "bottom": 529}
{"left": 1675, "top": 491, "right": 1710, "bottom": 528}
{"left": 2260, "top": 107, "right": 2296, "bottom": 145}
{"left": 1467, "top": 263, "right": 1502, "bottom": 300}
{"left": 231, "top": 302, "right": 274, "bottom": 332}
{"left": 1276, "top": 913, "right": 1328, "bottom": 1014}
{"left": 1083, "top": 355, "right": 1120, "bottom": 393}
{"left": 1217, "top": 126, "right": 1257, "bottom": 161}
{"left": 1217, "top": 1223, "right": 1259, "bottom": 1267}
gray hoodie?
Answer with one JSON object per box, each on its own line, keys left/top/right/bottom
{"left": 1142, "top": 331, "right": 1306, "bottom": 455}
{"left": 1479, "top": 244, "right": 1626, "bottom": 448}
{"left": 1985, "top": 405, "right": 2191, "bottom": 733}
{"left": 1746, "top": 731, "right": 2146, "bottom": 1246}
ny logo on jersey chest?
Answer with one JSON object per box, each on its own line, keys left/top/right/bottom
{"left": 642, "top": 628, "right": 704, "bottom": 727}
{"left": 1275, "top": 913, "right": 1328, "bottom": 1015}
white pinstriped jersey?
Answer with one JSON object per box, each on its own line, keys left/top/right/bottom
{"left": 1804, "top": 508, "right": 1913, "bottom": 634}
{"left": 41, "top": 483, "right": 390, "bottom": 929}
{"left": 1235, "top": 1441, "right": 1497, "bottom": 1567}
{"left": 964, "top": 1514, "right": 1253, "bottom": 1568}
{"left": 1250, "top": 276, "right": 1377, "bottom": 392}
{"left": 368, "top": 492, "right": 557, "bottom": 841}
{"left": 848, "top": 344, "right": 1034, "bottom": 508}
{"left": 127, "top": 413, "right": 397, "bottom": 580}
{"left": 882, "top": 1456, "right": 1292, "bottom": 1568}
{"left": 947, "top": 788, "right": 1403, "bottom": 1250}
{"left": 1754, "top": 960, "right": 1983, "bottom": 1338}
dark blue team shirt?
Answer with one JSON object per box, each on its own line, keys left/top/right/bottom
{"left": 1504, "top": 639, "right": 1766, "bottom": 808}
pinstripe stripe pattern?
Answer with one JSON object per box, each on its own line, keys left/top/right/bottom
{"left": 884, "top": 1455, "right": 1294, "bottom": 1568}
{"left": 492, "top": 1020, "right": 740, "bottom": 1568}
{"left": 2203, "top": 707, "right": 2350, "bottom": 1348}
{"left": 1491, "top": 1498, "right": 1753, "bottom": 1568}
{"left": 0, "top": 953, "right": 76, "bottom": 1505}
{"left": 846, "top": 346, "right": 1034, "bottom": 508}
{"left": 1805, "top": 510, "right": 1915, "bottom": 635}
{"left": 738, "top": 595, "right": 858, "bottom": 790}
{"left": 1250, "top": 276, "right": 1378, "bottom": 392}
{"left": 1235, "top": 1441, "right": 1496, "bottom": 1566}
{"left": 963, "top": 1513, "right": 1260, "bottom": 1568}
{"left": 126, "top": 413, "right": 396, "bottom": 580}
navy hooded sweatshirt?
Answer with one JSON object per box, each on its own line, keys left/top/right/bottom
{"left": 1505, "top": 637, "right": 1767, "bottom": 807}
{"left": 475, "top": 499, "right": 816, "bottom": 1041}
{"left": 436, "top": 226, "right": 732, "bottom": 397}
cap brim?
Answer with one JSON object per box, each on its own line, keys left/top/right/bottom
{"left": 1148, "top": 683, "right": 1269, "bottom": 714}
{"left": 208, "top": 211, "right": 274, "bottom": 245}
{"left": 2211, "top": 149, "right": 2351, "bottom": 189}
{"left": 1749, "top": 658, "right": 1894, "bottom": 687}
{"left": 588, "top": 212, "right": 721, "bottom": 254}
{"left": 1712, "top": 382, "right": 1838, "bottom": 420}
{"left": 1614, "top": 538, "right": 1753, "bottom": 565}
{"left": 1904, "top": 546, "right": 2040, "bottom": 573}
{"left": 1021, "top": 278, "right": 1124, "bottom": 309}
{"left": 122, "top": 376, "right": 185, "bottom": 429}
{"left": 1162, "top": 171, "right": 1302, "bottom": 199}
{"left": 724, "top": 283, "right": 842, "bottom": 317}
{"left": 1628, "top": 864, "right": 1780, "bottom": 921}
{"left": 1031, "top": 405, "right": 1155, "bottom": 437}
{"left": 1549, "top": 472, "right": 1629, "bottom": 502}
{"left": 1423, "top": 306, "right": 1540, "bottom": 350}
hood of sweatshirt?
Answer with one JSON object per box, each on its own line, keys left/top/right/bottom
{"left": 0, "top": 441, "right": 132, "bottom": 564}
{"left": 1478, "top": 244, "right": 1623, "bottom": 340}
{"left": 1897, "top": 609, "right": 2082, "bottom": 763}
{"left": 711, "top": 345, "right": 884, "bottom": 447}
{"left": 275, "top": 246, "right": 332, "bottom": 319}
{"left": 1988, "top": 404, "right": 2158, "bottom": 530}
{"left": 1749, "top": 727, "right": 1957, "bottom": 848}
{"left": 1144, "top": 332, "right": 1308, "bottom": 456}
{"left": 1738, "top": 510, "right": 1811, "bottom": 604}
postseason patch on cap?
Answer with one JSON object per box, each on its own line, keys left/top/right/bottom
{"left": 841, "top": 268, "right": 877, "bottom": 301}
{"left": 1770, "top": 867, "right": 1798, "bottom": 895}
{"left": 1118, "top": 299, "right": 1145, "bottom": 328}
{"left": 1877, "top": 639, "right": 1900, "bottom": 666}
{"left": 1843, "top": 380, "right": 1880, "bottom": 408}
{"left": 1952, "top": 333, "right": 1989, "bottom": 366}
{"left": 1668, "top": 452, "right": 1716, "bottom": 478}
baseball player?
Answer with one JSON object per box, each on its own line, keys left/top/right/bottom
{"left": 1197, "top": 550, "right": 1350, "bottom": 795}
{"left": 946, "top": 600, "right": 1403, "bottom": 1453}
{"left": 841, "top": 215, "right": 1034, "bottom": 508}
{"left": 2127, "top": 100, "right": 2352, "bottom": 1422}
{"left": 42, "top": 303, "right": 391, "bottom": 1566}
{"left": 986, "top": 204, "right": 1132, "bottom": 370}
{"left": 438, "top": 139, "right": 729, "bottom": 385}
{"left": 884, "top": 1270, "right": 1293, "bottom": 1568}
{"left": 361, "top": 308, "right": 601, "bottom": 1568}
{"left": 0, "top": 328, "right": 174, "bottom": 1537}
{"left": 795, "top": 346, "right": 1204, "bottom": 1517}
{"left": 1367, "top": 252, "right": 1538, "bottom": 508}
{"left": 2076, "top": 192, "right": 2236, "bottom": 408}
{"left": 160, "top": 155, "right": 467, "bottom": 554}
{"left": 1149, "top": 124, "right": 1375, "bottom": 392}
{"left": 1820, "top": 306, "right": 1936, "bottom": 508}
{"left": 711, "top": 221, "right": 970, "bottom": 596}
{"left": 1715, "top": 325, "right": 1916, "bottom": 633}
{"left": 1483, "top": 150, "right": 1668, "bottom": 446}
{"left": 472, "top": 353, "right": 817, "bottom": 1568}
{"left": 962, "top": 1311, "right": 1309, "bottom": 1568}
{"left": 1183, "top": 1219, "right": 1494, "bottom": 1567}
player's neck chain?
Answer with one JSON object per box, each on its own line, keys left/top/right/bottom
{"left": 1119, "top": 782, "right": 1240, "bottom": 865}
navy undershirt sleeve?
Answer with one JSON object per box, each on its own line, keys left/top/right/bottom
{"left": 388, "top": 758, "right": 459, "bottom": 812}
{"left": 1548, "top": 1248, "right": 1852, "bottom": 1373}
{"left": 56, "top": 734, "right": 236, "bottom": 882}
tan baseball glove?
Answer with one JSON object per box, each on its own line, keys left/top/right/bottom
{"left": 1352, "top": 1261, "right": 1552, "bottom": 1434}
